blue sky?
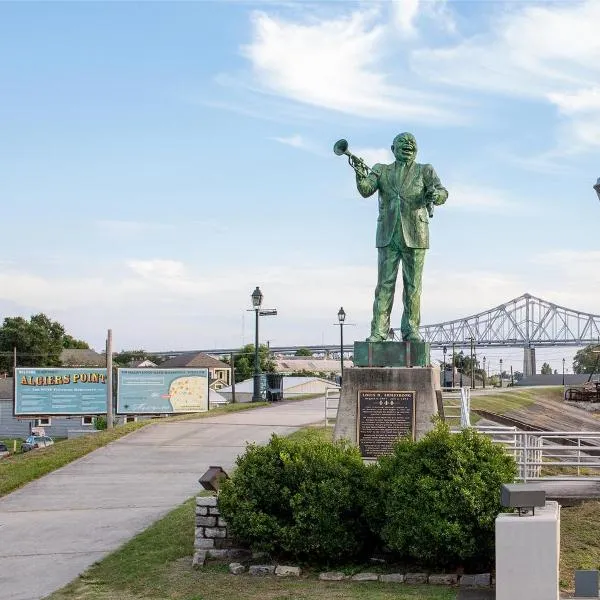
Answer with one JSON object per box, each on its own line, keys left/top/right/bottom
{"left": 2, "top": 0, "right": 600, "bottom": 373}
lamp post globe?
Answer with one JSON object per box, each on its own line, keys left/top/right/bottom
{"left": 338, "top": 307, "right": 346, "bottom": 382}
{"left": 252, "top": 287, "right": 263, "bottom": 402}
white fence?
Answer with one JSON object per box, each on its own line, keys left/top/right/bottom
{"left": 445, "top": 387, "right": 600, "bottom": 481}
{"left": 441, "top": 387, "right": 471, "bottom": 429}
{"left": 325, "top": 387, "right": 340, "bottom": 427}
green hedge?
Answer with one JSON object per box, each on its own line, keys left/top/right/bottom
{"left": 372, "top": 423, "right": 517, "bottom": 568}
{"left": 218, "top": 434, "right": 373, "bottom": 563}
{"left": 219, "top": 424, "right": 517, "bottom": 568}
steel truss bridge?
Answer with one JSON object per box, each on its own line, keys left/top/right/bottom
{"left": 407, "top": 293, "right": 600, "bottom": 348}
{"left": 153, "top": 294, "right": 600, "bottom": 377}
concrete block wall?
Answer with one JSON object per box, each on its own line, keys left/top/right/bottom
{"left": 194, "top": 495, "right": 237, "bottom": 550}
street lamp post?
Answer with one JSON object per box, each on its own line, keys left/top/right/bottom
{"left": 499, "top": 358, "right": 503, "bottom": 388}
{"left": 338, "top": 307, "right": 346, "bottom": 381}
{"left": 249, "top": 287, "right": 277, "bottom": 402}
{"left": 562, "top": 357, "right": 566, "bottom": 386}
{"left": 251, "top": 286, "right": 263, "bottom": 402}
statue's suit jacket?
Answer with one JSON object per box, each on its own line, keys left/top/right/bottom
{"left": 357, "top": 161, "right": 448, "bottom": 249}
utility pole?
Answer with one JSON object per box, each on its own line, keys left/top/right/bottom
{"left": 12, "top": 346, "right": 16, "bottom": 375}
{"left": 452, "top": 342, "right": 456, "bottom": 388}
{"left": 230, "top": 352, "right": 236, "bottom": 404}
{"left": 511, "top": 365, "right": 514, "bottom": 387}
{"left": 106, "top": 329, "right": 113, "bottom": 429}
{"left": 499, "top": 358, "right": 503, "bottom": 388}
{"left": 483, "top": 356, "right": 486, "bottom": 389}
{"left": 470, "top": 337, "right": 475, "bottom": 390}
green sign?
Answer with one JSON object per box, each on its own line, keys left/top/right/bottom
{"left": 14, "top": 368, "right": 107, "bottom": 416}
{"left": 117, "top": 369, "right": 209, "bottom": 414}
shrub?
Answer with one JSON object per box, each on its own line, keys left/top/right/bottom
{"left": 218, "top": 433, "right": 372, "bottom": 564}
{"left": 371, "top": 422, "right": 517, "bottom": 569}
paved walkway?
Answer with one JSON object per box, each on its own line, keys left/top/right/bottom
{"left": 0, "top": 398, "right": 326, "bottom": 600}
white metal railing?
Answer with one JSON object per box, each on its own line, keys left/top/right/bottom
{"left": 473, "top": 429, "right": 600, "bottom": 481}
{"left": 441, "top": 387, "right": 471, "bottom": 429}
{"left": 325, "top": 388, "right": 340, "bottom": 427}
{"left": 460, "top": 387, "right": 471, "bottom": 428}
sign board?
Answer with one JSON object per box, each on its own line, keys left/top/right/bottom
{"left": 117, "top": 369, "right": 209, "bottom": 414}
{"left": 357, "top": 390, "right": 415, "bottom": 459}
{"left": 14, "top": 368, "right": 108, "bottom": 416}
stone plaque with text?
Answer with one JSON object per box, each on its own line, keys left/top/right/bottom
{"left": 357, "top": 390, "right": 415, "bottom": 459}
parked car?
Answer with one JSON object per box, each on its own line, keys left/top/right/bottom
{"left": 0, "top": 443, "right": 9, "bottom": 459}
{"left": 22, "top": 435, "right": 54, "bottom": 452}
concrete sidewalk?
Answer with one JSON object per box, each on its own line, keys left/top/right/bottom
{"left": 0, "top": 398, "right": 326, "bottom": 600}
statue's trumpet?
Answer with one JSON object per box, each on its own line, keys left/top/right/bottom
{"left": 333, "top": 139, "right": 379, "bottom": 179}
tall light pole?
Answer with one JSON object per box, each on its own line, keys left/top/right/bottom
{"left": 251, "top": 286, "right": 263, "bottom": 402}
{"left": 594, "top": 177, "right": 600, "bottom": 202}
{"left": 499, "top": 358, "right": 503, "bottom": 388}
{"left": 249, "top": 286, "right": 277, "bottom": 402}
{"left": 337, "top": 307, "right": 346, "bottom": 381}
{"left": 562, "top": 357, "right": 566, "bottom": 386}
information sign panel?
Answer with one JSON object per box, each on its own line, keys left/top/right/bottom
{"left": 357, "top": 390, "right": 415, "bottom": 459}
{"left": 117, "top": 368, "right": 209, "bottom": 414}
{"left": 14, "top": 368, "right": 108, "bottom": 416}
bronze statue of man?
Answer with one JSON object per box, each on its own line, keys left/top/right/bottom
{"left": 355, "top": 132, "right": 448, "bottom": 342}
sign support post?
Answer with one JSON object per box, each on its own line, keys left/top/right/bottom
{"left": 106, "top": 329, "right": 113, "bottom": 429}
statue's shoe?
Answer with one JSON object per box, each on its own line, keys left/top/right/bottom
{"left": 366, "top": 334, "right": 386, "bottom": 342}
{"left": 403, "top": 335, "right": 423, "bottom": 342}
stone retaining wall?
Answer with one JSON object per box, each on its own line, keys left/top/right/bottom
{"left": 193, "top": 495, "right": 492, "bottom": 588}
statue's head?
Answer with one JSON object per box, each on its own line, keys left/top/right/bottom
{"left": 391, "top": 132, "right": 417, "bottom": 164}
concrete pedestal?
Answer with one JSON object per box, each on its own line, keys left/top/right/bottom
{"left": 495, "top": 501, "right": 560, "bottom": 600}
{"left": 333, "top": 366, "right": 440, "bottom": 452}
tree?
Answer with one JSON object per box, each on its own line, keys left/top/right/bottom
{"left": 0, "top": 314, "right": 89, "bottom": 374}
{"left": 113, "top": 350, "right": 162, "bottom": 367}
{"left": 226, "top": 344, "right": 276, "bottom": 383}
{"left": 295, "top": 348, "right": 313, "bottom": 357}
{"left": 540, "top": 362, "right": 552, "bottom": 375}
{"left": 62, "top": 334, "right": 90, "bottom": 349}
{"left": 573, "top": 345, "right": 600, "bottom": 374}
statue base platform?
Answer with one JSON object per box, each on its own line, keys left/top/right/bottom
{"left": 354, "top": 340, "right": 430, "bottom": 368}
{"left": 333, "top": 366, "right": 441, "bottom": 456}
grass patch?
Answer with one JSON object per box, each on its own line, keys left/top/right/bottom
{"left": 470, "top": 386, "right": 563, "bottom": 418}
{"left": 286, "top": 425, "right": 333, "bottom": 443}
{"left": 561, "top": 501, "right": 600, "bottom": 591}
{"left": 48, "top": 496, "right": 455, "bottom": 600}
{"left": 0, "top": 402, "right": 269, "bottom": 498}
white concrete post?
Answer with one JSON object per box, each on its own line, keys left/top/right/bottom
{"left": 496, "top": 501, "right": 560, "bottom": 600}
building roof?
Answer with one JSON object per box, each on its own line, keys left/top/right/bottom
{"left": 158, "top": 352, "right": 230, "bottom": 370}
{"left": 0, "top": 377, "right": 13, "bottom": 399}
{"left": 129, "top": 359, "right": 158, "bottom": 368}
{"left": 274, "top": 358, "right": 353, "bottom": 373}
{"left": 516, "top": 374, "right": 600, "bottom": 386}
{"left": 220, "top": 376, "right": 339, "bottom": 394}
{"left": 60, "top": 348, "right": 106, "bottom": 367}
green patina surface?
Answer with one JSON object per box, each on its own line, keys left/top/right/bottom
{"left": 354, "top": 341, "right": 430, "bottom": 368}
{"left": 338, "top": 132, "right": 448, "bottom": 343}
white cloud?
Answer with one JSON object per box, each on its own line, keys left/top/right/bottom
{"left": 1, "top": 252, "right": 599, "bottom": 352}
{"left": 392, "top": 0, "right": 421, "bottom": 37}
{"left": 447, "top": 183, "right": 521, "bottom": 213}
{"left": 272, "top": 134, "right": 306, "bottom": 149}
{"left": 352, "top": 146, "right": 392, "bottom": 167}
{"left": 411, "top": 0, "right": 600, "bottom": 152}
{"left": 241, "top": 9, "right": 461, "bottom": 123}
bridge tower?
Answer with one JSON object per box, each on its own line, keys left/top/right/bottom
{"left": 523, "top": 294, "right": 536, "bottom": 377}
